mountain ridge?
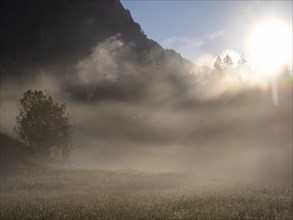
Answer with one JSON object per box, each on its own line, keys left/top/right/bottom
{"left": 0, "top": 0, "right": 194, "bottom": 75}
{"left": 1, "top": 0, "right": 199, "bottom": 104}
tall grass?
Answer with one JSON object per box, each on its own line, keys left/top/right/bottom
{"left": 0, "top": 167, "right": 292, "bottom": 220}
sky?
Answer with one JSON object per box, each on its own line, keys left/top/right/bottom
{"left": 121, "top": 1, "right": 292, "bottom": 67}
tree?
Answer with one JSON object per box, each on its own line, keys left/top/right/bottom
{"left": 213, "top": 56, "right": 223, "bottom": 72}
{"left": 15, "top": 90, "right": 73, "bottom": 161}
{"left": 238, "top": 55, "right": 247, "bottom": 66}
{"left": 223, "top": 54, "right": 233, "bottom": 68}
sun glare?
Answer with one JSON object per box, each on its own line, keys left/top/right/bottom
{"left": 247, "top": 17, "right": 292, "bottom": 76}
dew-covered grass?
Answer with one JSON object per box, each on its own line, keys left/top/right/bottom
{"left": 0, "top": 167, "right": 292, "bottom": 220}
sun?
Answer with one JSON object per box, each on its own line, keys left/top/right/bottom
{"left": 246, "top": 17, "right": 292, "bottom": 77}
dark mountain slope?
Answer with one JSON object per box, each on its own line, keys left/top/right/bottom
{"left": 0, "top": 132, "right": 35, "bottom": 175}
{"left": 0, "top": 0, "right": 197, "bottom": 103}
{"left": 1, "top": 0, "right": 164, "bottom": 73}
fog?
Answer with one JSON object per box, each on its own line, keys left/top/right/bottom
{"left": 1, "top": 35, "right": 292, "bottom": 182}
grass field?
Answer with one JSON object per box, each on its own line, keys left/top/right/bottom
{"left": 0, "top": 167, "right": 292, "bottom": 220}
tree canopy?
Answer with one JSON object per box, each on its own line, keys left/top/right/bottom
{"left": 213, "top": 54, "right": 234, "bottom": 73}
{"left": 223, "top": 55, "right": 233, "bottom": 68}
{"left": 213, "top": 56, "right": 223, "bottom": 72}
{"left": 15, "top": 90, "right": 73, "bottom": 161}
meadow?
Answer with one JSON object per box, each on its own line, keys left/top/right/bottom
{"left": 1, "top": 166, "right": 292, "bottom": 220}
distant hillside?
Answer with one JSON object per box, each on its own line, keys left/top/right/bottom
{"left": 0, "top": 1, "right": 143, "bottom": 64}
{"left": 0, "top": 0, "right": 195, "bottom": 102}
{"left": 0, "top": 0, "right": 199, "bottom": 103}
{"left": 0, "top": 133, "right": 35, "bottom": 175}
{"left": 0, "top": 0, "right": 193, "bottom": 74}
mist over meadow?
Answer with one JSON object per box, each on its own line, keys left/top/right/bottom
{"left": 1, "top": 33, "right": 291, "bottom": 180}
{"left": 0, "top": 1, "right": 292, "bottom": 219}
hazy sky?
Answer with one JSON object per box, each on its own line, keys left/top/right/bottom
{"left": 122, "top": 1, "right": 292, "bottom": 67}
